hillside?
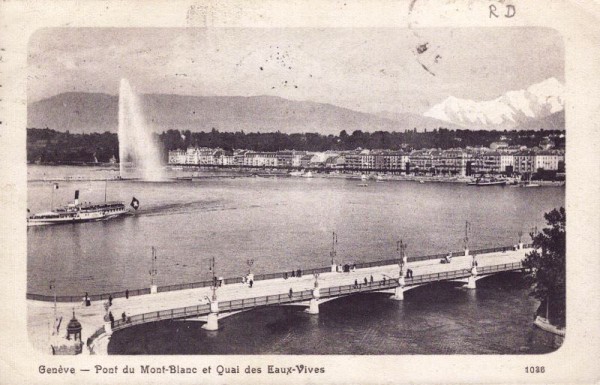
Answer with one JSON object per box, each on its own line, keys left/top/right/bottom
{"left": 28, "top": 93, "right": 451, "bottom": 135}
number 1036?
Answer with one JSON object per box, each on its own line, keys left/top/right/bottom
{"left": 525, "top": 366, "right": 545, "bottom": 373}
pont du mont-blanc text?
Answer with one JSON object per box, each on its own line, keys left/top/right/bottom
{"left": 38, "top": 364, "right": 326, "bottom": 376}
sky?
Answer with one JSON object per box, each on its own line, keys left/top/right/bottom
{"left": 28, "top": 27, "right": 564, "bottom": 115}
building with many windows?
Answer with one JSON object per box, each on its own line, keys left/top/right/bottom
{"left": 534, "top": 150, "right": 564, "bottom": 171}
{"left": 242, "top": 152, "right": 278, "bottom": 167}
{"left": 514, "top": 151, "right": 537, "bottom": 174}
{"left": 168, "top": 149, "right": 187, "bottom": 165}
{"left": 433, "top": 149, "right": 470, "bottom": 176}
{"left": 167, "top": 146, "right": 564, "bottom": 177}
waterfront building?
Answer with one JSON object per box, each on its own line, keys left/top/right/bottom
{"left": 534, "top": 150, "right": 564, "bottom": 171}
{"left": 216, "top": 150, "right": 235, "bottom": 166}
{"left": 325, "top": 155, "right": 345, "bottom": 169}
{"left": 167, "top": 149, "right": 186, "bottom": 165}
{"left": 276, "top": 151, "right": 294, "bottom": 168}
{"left": 196, "top": 147, "right": 220, "bottom": 165}
{"left": 185, "top": 147, "right": 200, "bottom": 165}
{"left": 291, "top": 151, "right": 307, "bottom": 167}
{"left": 514, "top": 151, "right": 537, "bottom": 174}
{"left": 409, "top": 149, "right": 435, "bottom": 173}
{"left": 433, "top": 149, "right": 470, "bottom": 176}
{"left": 243, "top": 152, "right": 278, "bottom": 167}
{"left": 472, "top": 152, "right": 502, "bottom": 174}
{"left": 343, "top": 152, "right": 362, "bottom": 170}
{"left": 500, "top": 154, "right": 515, "bottom": 174}
{"left": 234, "top": 149, "right": 250, "bottom": 165}
{"left": 300, "top": 155, "right": 313, "bottom": 168}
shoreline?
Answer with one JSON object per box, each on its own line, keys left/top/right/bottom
{"left": 27, "top": 165, "right": 566, "bottom": 186}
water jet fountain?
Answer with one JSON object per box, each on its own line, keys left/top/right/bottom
{"left": 118, "top": 79, "right": 165, "bottom": 181}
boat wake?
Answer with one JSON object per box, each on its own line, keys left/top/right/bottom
{"left": 138, "top": 200, "right": 226, "bottom": 217}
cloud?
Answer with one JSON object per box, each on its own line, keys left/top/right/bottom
{"left": 28, "top": 28, "right": 563, "bottom": 115}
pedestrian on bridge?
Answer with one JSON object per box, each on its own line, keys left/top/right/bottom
{"left": 370, "top": 275, "right": 374, "bottom": 284}
{"left": 249, "top": 279, "right": 254, "bottom": 288}
{"left": 289, "top": 288, "right": 293, "bottom": 299}
{"left": 121, "top": 312, "right": 126, "bottom": 323}
{"left": 291, "top": 270, "right": 296, "bottom": 278}
{"left": 108, "top": 294, "right": 113, "bottom": 306}
{"left": 364, "top": 277, "right": 368, "bottom": 286}
{"left": 125, "top": 289, "right": 129, "bottom": 299}
{"left": 354, "top": 279, "right": 358, "bottom": 289}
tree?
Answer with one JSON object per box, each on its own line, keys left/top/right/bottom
{"left": 522, "top": 207, "right": 566, "bottom": 327}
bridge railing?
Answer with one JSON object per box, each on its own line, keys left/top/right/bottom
{"left": 106, "top": 261, "right": 525, "bottom": 335}
{"left": 28, "top": 244, "right": 532, "bottom": 302}
{"left": 113, "top": 303, "right": 212, "bottom": 331}
{"left": 111, "top": 290, "right": 317, "bottom": 332}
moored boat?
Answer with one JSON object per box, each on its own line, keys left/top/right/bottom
{"left": 467, "top": 177, "right": 507, "bottom": 186}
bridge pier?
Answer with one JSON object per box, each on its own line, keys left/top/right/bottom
{"left": 305, "top": 287, "right": 320, "bottom": 315}
{"left": 465, "top": 266, "right": 478, "bottom": 290}
{"left": 150, "top": 285, "right": 158, "bottom": 294}
{"left": 104, "top": 320, "right": 113, "bottom": 336}
{"left": 390, "top": 276, "right": 406, "bottom": 301}
{"left": 202, "top": 300, "right": 219, "bottom": 331}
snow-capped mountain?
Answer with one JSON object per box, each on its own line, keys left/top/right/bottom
{"left": 424, "top": 78, "right": 564, "bottom": 129}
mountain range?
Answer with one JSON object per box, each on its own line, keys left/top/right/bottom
{"left": 27, "top": 93, "right": 460, "bottom": 135}
{"left": 424, "top": 78, "right": 565, "bottom": 130}
{"left": 28, "top": 78, "right": 564, "bottom": 135}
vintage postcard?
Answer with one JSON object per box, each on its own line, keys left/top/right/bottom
{"left": 0, "top": 0, "right": 599, "bottom": 384}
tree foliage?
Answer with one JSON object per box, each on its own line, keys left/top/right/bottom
{"left": 522, "top": 207, "right": 566, "bottom": 326}
{"left": 27, "top": 127, "right": 565, "bottom": 164}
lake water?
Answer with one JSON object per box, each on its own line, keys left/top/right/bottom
{"left": 27, "top": 165, "right": 565, "bottom": 354}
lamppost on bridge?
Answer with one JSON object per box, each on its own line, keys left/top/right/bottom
{"left": 49, "top": 280, "right": 57, "bottom": 320}
{"left": 206, "top": 256, "right": 218, "bottom": 301}
{"left": 202, "top": 256, "right": 220, "bottom": 331}
{"left": 397, "top": 240, "right": 407, "bottom": 277}
{"left": 518, "top": 230, "right": 524, "bottom": 250}
{"left": 464, "top": 221, "right": 471, "bottom": 256}
{"left": 330, "top": 232, "right": 338, "bottom": 272}
{"left": 530, "top": 226, "right": 538, "bottom": 239}
{"left": 149, "top": 246, "right": 158, "bottom": 294}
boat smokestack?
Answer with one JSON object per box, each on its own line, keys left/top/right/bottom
{"left": 74, "top": 190, "right": 79, "bottom": 205}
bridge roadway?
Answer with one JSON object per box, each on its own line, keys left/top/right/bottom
{"left": 27, "top": 247, "right": 530, "bottom": 354}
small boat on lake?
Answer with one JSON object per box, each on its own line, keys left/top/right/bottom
{"left": 467, "top": 177, "right": 506, "bottom": 186}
